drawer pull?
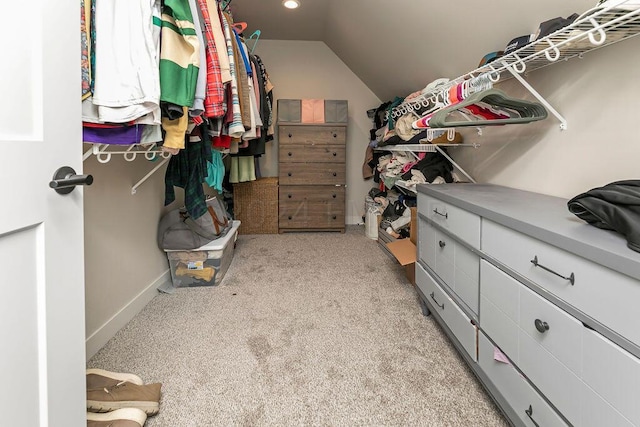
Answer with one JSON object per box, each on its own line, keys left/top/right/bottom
{"left": 525, "top": 405, "right": 540, "bottom": 427}
{"left": 332, "top": 215, "right": 337, "bottom": 220}
{"left": 332, "top": 194, "right": 336, "bottom": 198}
{"left": 530, "top": 256, "right": 575, "bottom": 285}
{"left": 433, "top": 208, "right": 448, "bottom": 219}
{"left": 438, "top": 240, "right": 446, "bottom": 248}
{"left": 288, "top": 152, "right": 292, "bottom": 156}
{"left": 333, "top": 133, "right": 337, "bottom": 138}
{"left": 288, "top": 216, "right": 292, "bottom": 220}
{"left": 287, "top": 194, "right": 292, "bottom": 199}
{"left": 332, "top": 152, "right": 337, "bottom": 156}
{"left": 429, "top": 292, "right": 444, "bottom": 310}
{"left": 534, "top": 319, "right": 550, "bottom": 333}
{"left": 287, "top": 172, "right": 292, "bottom": 177}
{"left": 332, "top": 172, "right": 337, "bottom": 177}
{"left": 288, "top": 133, "right": 292, "bottom": 138}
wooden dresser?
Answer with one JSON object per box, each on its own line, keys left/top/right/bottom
{"left": 278, "top": 123, "right": 347, "bottom": 233}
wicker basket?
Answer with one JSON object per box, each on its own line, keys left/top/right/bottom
{"left": 233, "top": 177, "right": 279, "bottom": 234}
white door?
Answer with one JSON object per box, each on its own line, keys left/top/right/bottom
{"left": 0, "top": 1, "right": 86, "bottom": 426}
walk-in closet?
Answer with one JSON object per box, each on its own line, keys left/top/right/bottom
{"left": 2, "top": 0, "right": 640, "bottom": 426}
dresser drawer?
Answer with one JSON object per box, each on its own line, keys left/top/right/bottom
{"left": 434, "top": 229, "right": 479, "bottom": 314}
{"left": 278, "top": 125, "right": 346, "bottom": 145}
{"left": 482, "top": 219, "right": 640, "bottom": 349}
{"left": 478, "top": 332, "right": 569, "bottom": 427}
{"left": 418, "top": 217, "right": 436, "bottom": 269}
{"left": 279, "top": 144, "right": 345, "bottom": 163}
{"left": 581, "top": 328, "right": 640, "bottom": 426}
{"left": 418, "top": 193, "right": 480, "bottom": 249}
{"left": 279, "top": 163, "right": 345, "bottom": 185}
{"left": 416, "top": 263, "right": 477, "bottom": 361}
{"left": 279, "top": 208, "right": 344, "bottom": 229}
{"left": 481, "top": 260, "right": 584, "bottom": 368}
{"left": 279, "top": 186, "right": 344, "bottom": 229}
{"left": 279, "top": 186, "right": 344, "bottom": 204}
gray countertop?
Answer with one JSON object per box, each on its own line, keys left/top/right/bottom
{"left": 417, "top": 183, "right": 640, "bottom": 281}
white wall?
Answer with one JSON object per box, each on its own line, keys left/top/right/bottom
{"left": 254, "top": 40, "right": 382, "bottom": 224}
{"left": 83, "top": 152, "right": 174, "bottom": 358}
{"left": 452, "top": 36, "right": 640, "bottom": 199}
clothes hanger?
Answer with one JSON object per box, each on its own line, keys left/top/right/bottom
{"left": 247, "top": 30, "right": 261, "bottom": 54}
{"left": 221, "top": 0, "right": 232, "bottom": 12}
{"left": 429, "top": 88, "right": 548, "bottom": 128}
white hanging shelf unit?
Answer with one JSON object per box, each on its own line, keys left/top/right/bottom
{"left": 375, "top": 142, "right": 481, "bottom": 189}
{"left": 391, "top": 3, "right": 640, "bottom": 131}
{"left": 83, "top": 143, "right": 171, "bottom": 195}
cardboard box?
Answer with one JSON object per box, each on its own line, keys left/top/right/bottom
{"left": 386, "top": 238, "right": 417, "bottom": 286}
{"left": 410, "top": 207, "right": 417, "bottom": 245}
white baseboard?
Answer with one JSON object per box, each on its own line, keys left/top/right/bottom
{"left": 85, "top": 270, "right": 171, "bottom": 359}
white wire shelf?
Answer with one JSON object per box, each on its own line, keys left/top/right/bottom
{"left": 375, "top": 142, "right": 480, "bottom": 183}
{"left": 391, "top": 2, "right": 640, "bottom": 130}
{"left": 472, "top": 5, "right": 640, "bottom": 84}
{"left": 375, "top": 143, "right": 481, "bottom": 153}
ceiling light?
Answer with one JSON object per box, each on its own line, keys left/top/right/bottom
{"left": 282, "top": 0, "right": 300, "bottom": 9}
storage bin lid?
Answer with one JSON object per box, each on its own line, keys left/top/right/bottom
{"left": 164, "top": 220, "right": 241, "bottom": 252}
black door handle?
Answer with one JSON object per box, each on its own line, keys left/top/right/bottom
{"left": 49, "top": 166, "right": 93, "bottom": 195}
{"left": 332, "top": 172, "right": 337, "bottom": 177}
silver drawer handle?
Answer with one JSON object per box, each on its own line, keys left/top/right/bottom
{"left": 525, "top": 405, "right": 540, "bottom": 427}
{"left": 430, "top": 292, "right": 444, "bottom": 310}
{"left": 530, "top": 256, "right": 575, "bottom": 286}
{"left": 433, "top": 208, "right": 448, "bottom": 219}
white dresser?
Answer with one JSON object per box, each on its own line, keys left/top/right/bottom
{"left": 416, "top": 183, "right": 640, "bottom": 427}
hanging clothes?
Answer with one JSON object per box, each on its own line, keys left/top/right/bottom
{"left": 187, "top": 0, "right": 207, "bottom": 118}
{"left": 165, "top": 136, "right": 212, "bottom": 219}
{"left": 91, "top": 0, "right": 162, "bottom": 124}
{"left": 196, "top": 0, "right": 225, "bottom": 117}
{"left": 220, "top": 8, "right": 244, "bottom": 138}
{"left": 160, "top": 0, "right": 200, "bottom": 108}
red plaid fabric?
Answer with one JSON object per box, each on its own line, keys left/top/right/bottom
{"left": 191, "top": 115, "right": 204, "bottom": 126}
{"left": 197, "top": 0, "right": 225, "bottom": 118}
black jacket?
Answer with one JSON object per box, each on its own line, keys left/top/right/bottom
{"left": 567, "top": 180, "right": 640, "bottom": 253}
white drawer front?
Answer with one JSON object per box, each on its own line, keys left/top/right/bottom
{"left": 478, "top": 332, "right": 569, "bottom": 427}
{"left": 580, "top": 383, "right": 635, "bottom": 427}
{"left": 582, "top": 328, "right": 640, "bottom": 426}
{"left": 480, "top": 262, "right": 584, "bottom": 425}
{"left": 519, "top": 331, "right": 582, "bottom": 425}
{"left": 418, "top": 193, "right": 481, "bottom": 249}
{"left": 418, "top": 217, "right": 436, "bottom": 268}
{"left": 416, "top": 263, "right": 477, "bottom": 361}
{"left": 483, "top": 219, "right": 640, "bottom": 348}
{"left": 480, "top": 261, "right": 519, "bottom": 358}
{"left": 519, "top": 284, "right": 584, "bottom": 376}
{"left": 432, "top": 229, "right": 480, "bottom": 314}
{"left": 435, "top": 228, "right": 455, "bottom": 286}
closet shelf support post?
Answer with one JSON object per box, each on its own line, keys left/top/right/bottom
{"left": 502, "top": 63, "right": 567, "bottom": 130}
{"left": 131, "top": 157, "right": 170, "bottom": 195}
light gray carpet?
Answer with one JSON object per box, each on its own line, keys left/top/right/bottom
{"left": 89, "top": 227, "right": 508, "bottom": 426}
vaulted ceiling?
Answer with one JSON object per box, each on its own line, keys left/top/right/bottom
{"left": 230, "top": 0, "right": 597, "bottom": 101}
